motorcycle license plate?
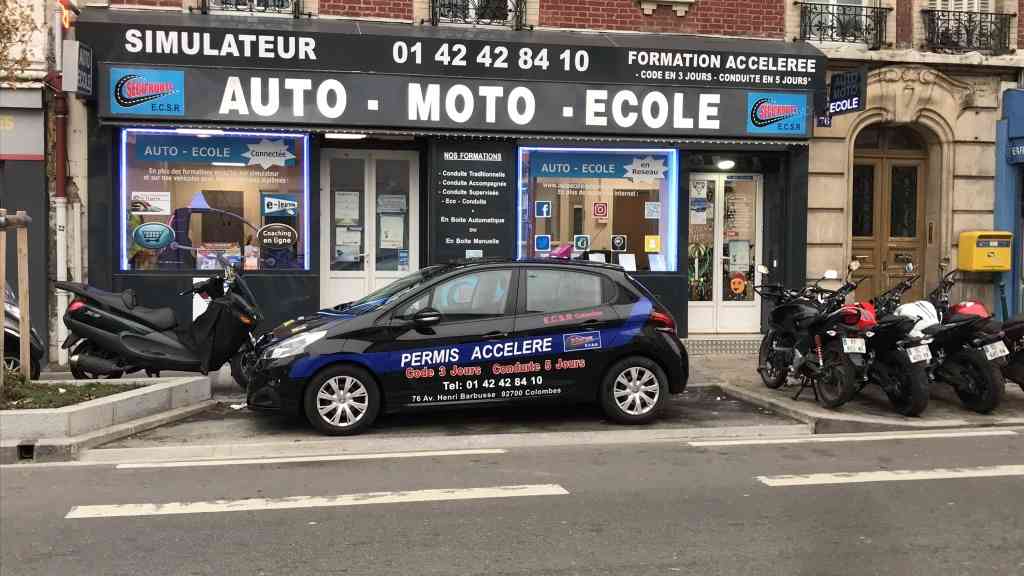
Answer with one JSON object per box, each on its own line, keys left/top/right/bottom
{"left": 842, "top": 338, "right": 866, "bottom": 354}
{"left": 907, "top": 345, "right": 932, "bottom": 364}
{"left": 983, "top": 341, "right": 1009, "bottom": 360}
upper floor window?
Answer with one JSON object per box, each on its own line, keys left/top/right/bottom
{"left": 922, "top": 0, "right": 1014, "bottom": 54}
{"left": 796, "top": 0, "right": 892, "bottom": 49}
{"left": 192, "top": 0, "right": 306, "bottom": 18}
{"left": 430, "top": 0, "right": 529, "bottom": 29}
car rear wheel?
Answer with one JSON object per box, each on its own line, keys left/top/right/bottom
{"left": 304, "top": 365, "right": 381, "bottom": 436}
{"left": 600, "top": 356, "right": 667, "bottom": 425}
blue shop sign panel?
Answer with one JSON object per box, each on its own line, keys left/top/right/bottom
{"left": 134, "top": 133, "right": 297, "bottom": 167}
{"left": 1009, "top": 138, "right": 1024, "bottom": 165}
{"left": 110, "top": 67, "right": 185, "bottom": 116}
{"left": 746, "top": 92, "right": 808, "bottom": 136}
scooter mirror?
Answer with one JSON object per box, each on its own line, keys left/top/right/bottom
{"left": 824, "top": 270, "right": 839, "bottom": 280}
{"left": 904, "top": 262, "right": 914, "bottom": 274}
{"left": 849, "top": 260, "right": 861, "bottom": 272}
{"left": 756, "top": 265, "right": 770, "bottom": 275}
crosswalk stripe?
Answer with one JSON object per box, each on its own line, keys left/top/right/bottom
{"left": 65, "top": 484, "right": 570, "bottom": 519}
{"left": 689, "top": 429, "right": 1017, "bottom": 447}
{"left": 115, "top": 449, "right": 508, "bottom": 469}
{"left": 758, "top": 465, "right": 1024, "bottom": 487}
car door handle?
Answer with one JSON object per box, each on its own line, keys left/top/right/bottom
{"left": 483, "top": 331, "right": 509, "bottom": 340}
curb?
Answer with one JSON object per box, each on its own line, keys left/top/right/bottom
{"left": 1, "top": 400, "right": 217, "bottom": 464}
{"left": 718, "top": 382, "right": 1024, "bottom": 434}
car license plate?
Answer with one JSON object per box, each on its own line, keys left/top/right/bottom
{"left": 842, "top": 338, "right": 866, "bottom": 354}
{"left": 983, "top": 341, "right": 1009, "bottom": 360}
{"left": 907, "top": 345, "right": 932, "bottom": 364}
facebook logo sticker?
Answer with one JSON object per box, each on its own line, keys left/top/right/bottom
{"left": 535, "top": 201, "right": 552, "bottom": 218}
{"left": 534, "top": 235, "right": 552, "bottom": 252}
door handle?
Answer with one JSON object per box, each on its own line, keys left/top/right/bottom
{"left": 483, "top": 331, "right": 509, "bottom": 340}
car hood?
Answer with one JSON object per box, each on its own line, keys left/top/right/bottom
{"left": 265, "top": 305, "right": 375, "bottom": 342}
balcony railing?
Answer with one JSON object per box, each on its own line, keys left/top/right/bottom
{"left": 921, "top": 9, "right": 1015, "bottom": 55}
{"left": 430, "top": 0, "right": 529, "bottom": 29}
{"left": 797, "top": 2, "right": 891, "bottom": 50}
{"left": 192, "top": 0, "right": 309, "bottom": 17}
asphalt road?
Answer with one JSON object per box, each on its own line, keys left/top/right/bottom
{"left": 2, "top": 429, "right": 1023, "bottom": 576}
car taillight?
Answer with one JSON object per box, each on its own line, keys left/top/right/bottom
{"left": 841, "top": 308, "right": 860, "bottom": 325}
{"left": 651, "top": 310, "right": 676, "bottom": 333}
{"left": 67, "top": 299, "right": 86, "bottom": 313}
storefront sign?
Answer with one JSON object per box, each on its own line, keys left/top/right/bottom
{"left": 262, "top": 194, "right": 298, "bottom": 216}
{"left": 62, "top": 40, "right": 94, "bottom": 98}
{"left": 530, "top": 152, "right": 671, "bottom": 179}
{"left": 429, "top": 141, "right": 516, "bottom": 263}
{"left": 826, "top": 69, "right": 866, "bottom": 116}
{"left": 99, "top": 66, "right": 811, "bottom": 139}
{"left": 1008, "top": 138, "right": 1024, "bottom": 165}
{"left": 80, "top": 20, "right": 825, "bottom": 93}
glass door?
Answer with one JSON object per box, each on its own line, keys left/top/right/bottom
{"left": 320, "top": 150, "right": 419, "bottom": 308}
{"left": 687, "top": 173, "right": 763, "bottom": 334}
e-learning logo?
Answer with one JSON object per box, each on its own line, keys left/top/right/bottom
{"left": 110, "top": 68, "right": 185, "bottom": 116}
{"left": 746, "top": 92, "right": 807, "bottom": 136}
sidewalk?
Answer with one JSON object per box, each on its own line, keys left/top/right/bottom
{"left": 697, "top": 355, "right": 1024, "bottom": 433}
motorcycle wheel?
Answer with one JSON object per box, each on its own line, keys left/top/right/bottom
{"left": 69, "top": 341, "right": 124, "bottom": 380}
{"left": 757, "top": 331, "right": 787, "bottom": 389}
{"left": 951, "top": 350, "right": 1005, "bottom": 414}
{"left": 885, "top": 359, "right": 929, "bottom": 417}
{"left": 813, "top": 341, "right": 858, "bottom": 409}
{"left": 230, "top": 350, "right": 251, "bottom": 391}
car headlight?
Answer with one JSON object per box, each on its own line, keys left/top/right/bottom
{"left": 268, "top": 330, "right": 327, "bottom": 360}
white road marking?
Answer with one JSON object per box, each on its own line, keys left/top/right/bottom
{"left": 689, "top": 429, "right": 1017, "bottom": 447}
{"left": 758, "top": 465, "right": 1024, "bottom": 487}
{"left": 114, "top": 449, "right": 508, "bottom": 469}
{"left": 65, "top": 484, "right": 569, "bottom": 519}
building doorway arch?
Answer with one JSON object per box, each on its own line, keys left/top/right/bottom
{"left": 851, "top": 124, "right": 931, "bottom": 301}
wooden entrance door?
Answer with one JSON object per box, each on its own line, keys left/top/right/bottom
{"left": 851, "top": 159, "right": 926, "bottom": 302}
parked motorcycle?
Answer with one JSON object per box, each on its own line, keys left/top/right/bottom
{"left": 755, "top": 262, "right": 864, "bottom": 409}
{"left": 892, "top": 269, "right": 1007, "bottom": 414}
{"left": 56, "top": 257, "right": 261, "bottom": 385}
{"left": 862, "top": 270, "right": 932, "bottom": 416}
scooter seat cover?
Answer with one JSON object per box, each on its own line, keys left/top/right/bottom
{"left": 130, "top": 307, "right": 177, "bottom": 331}
{"left": 79, "top": 285, "right": 177, "bottom": 330}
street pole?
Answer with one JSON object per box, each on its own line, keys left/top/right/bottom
{"left": 0, "top": 208, "right": 6, "bottom": 396}
{"left": 17, "top": 211, "right": 31, "bottom": 380}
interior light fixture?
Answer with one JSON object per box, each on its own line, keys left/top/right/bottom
{"left": 325, "top": 133, "right": 368, "bottom": 140}
{"left": 717, "top": 159, "right": 736, "bottom": 170}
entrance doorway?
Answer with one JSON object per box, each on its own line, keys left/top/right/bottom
{"left": 851, "top": 125, "right": 928, "bottom": 302}
{"left": 319, "top": 149, "right": 420, "bottom": 307}
{"left": 687, "top": 173, "right": 764, "bottom": 333}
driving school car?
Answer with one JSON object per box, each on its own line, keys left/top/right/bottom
{"left": 247, "top": 259, "right": 688, "bottom": 435}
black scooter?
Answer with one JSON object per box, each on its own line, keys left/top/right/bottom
{"left": 56, "top": 259, "right": 261, "bottom": 385}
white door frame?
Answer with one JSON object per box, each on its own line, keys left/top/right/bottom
{"left": 687, "top": 173, "right": 764, "bottom": 334}
{"left": 319, "top": 149, "right": 420, "bottom": 308}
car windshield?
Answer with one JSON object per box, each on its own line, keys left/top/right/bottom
{"left": 335, "top": 265, "right": 446, "bottom": 314}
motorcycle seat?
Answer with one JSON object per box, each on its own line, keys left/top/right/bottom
{"left": 81, "top": 286, "right": 177, "bottom": 331}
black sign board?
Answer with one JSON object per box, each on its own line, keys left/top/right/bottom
{"left": 826, "top": 69, "right": 867, "bottom": 117}
{"left": 62, "top": 40, "right": 93, "bottom": 98}
{"left": 428, "top": 141, "right": 516, "bottom": 263}
{"left": 79, "top": 19, "right": 826, "bottom": 93}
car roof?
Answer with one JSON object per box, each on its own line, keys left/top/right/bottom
{"left": 436, "top": 257, "right": 626, "bottom": 274}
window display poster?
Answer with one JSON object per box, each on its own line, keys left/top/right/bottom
{"left": 649, "top": 254, "right": 667, "bottom": 272}
{"left": 130, "top": 191, "right": 171, "bottom": 216}
{"left": 618, "top": 253, "right": 637, "bottom": 271}
{"left": 377, "top": 194, "right": 408, "bottom": 213}
{"left": 335, "top": 191, "right": 361, "bottom": 225}
{"left": 379, "top": 214, "right": 405, "bottom": 249}
{"left": 728, "top": 240, "right": 751, "bottom": 273}
{"left": 335, "top": 227, "right": 362, "bottom": 262}
{"left": 645, "top": 202, "right": 661, "bottom": 219}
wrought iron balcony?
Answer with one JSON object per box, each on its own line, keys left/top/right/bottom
{"left": 192, "top": 0, "right": 309, "bottom": 17}
{"left": 922, "top": 9, "right": 1014, "bottom": 55}
{"left": 430, "top": 0, "right": 529, "bottom": 30}
{"left": 797, "top": 2, "right": 891, "bottom": 50}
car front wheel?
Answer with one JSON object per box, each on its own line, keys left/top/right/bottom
{"left": 600, "top": 356, "right": 667, "bottom": 424}
{"left": 303, "top": 365, "right": 381, "bottom": 436}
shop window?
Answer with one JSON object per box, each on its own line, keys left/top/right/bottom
{"left": 518, "top": 148, "right": 679, "bottom": 272}
{"left": 120, "top": 129, "right": 309, "bottom": 272}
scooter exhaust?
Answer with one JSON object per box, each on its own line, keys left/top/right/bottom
{"left": 70, "top": 353, "right": 122, "bottom": 376}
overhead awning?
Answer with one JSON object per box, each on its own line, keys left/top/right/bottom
{"left": 79, "top": 10, "right": 826, "bottom": 141}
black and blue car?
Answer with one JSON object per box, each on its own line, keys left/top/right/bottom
{"left": 247, "top": 259, "right": 688, "bottom": 435}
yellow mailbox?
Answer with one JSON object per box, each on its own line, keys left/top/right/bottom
{"left": 958, "top": 230, "right": 1013, "bottom": 272}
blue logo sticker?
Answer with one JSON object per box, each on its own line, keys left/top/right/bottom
{"left": 573, "top": 235, "right": 591, "bottom": 251}
{"left": 563, "top": 331, "right": 602, "bottom": 352}
{"left": 535, "top": 201, "right": 552, "bottom": 218}
{"left": 111, "top": 68, "right": 185, "bottom": 116}
{"left": 746, "top": 92, "right": 807, "bottom": 136}
{"left": 534, "top": 234, "right": 552, "bottom": 252}
{"left": 132, "top": 222, "right": 175, "bottom": 250}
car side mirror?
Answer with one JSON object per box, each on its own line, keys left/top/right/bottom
{"left": 904, "top": 262, "right": 914, "bottom": 274}
{"left": 412, "top": 308, "right": 442, "bottom": 327}
{"left": 823, "top": 270, "right": 839, "bottom": 280}
{"left": 849, "top": 260, "right": 861, "bottom": 272}
{"left": 756, "top": 264, "right": 770, "bottom": 275}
